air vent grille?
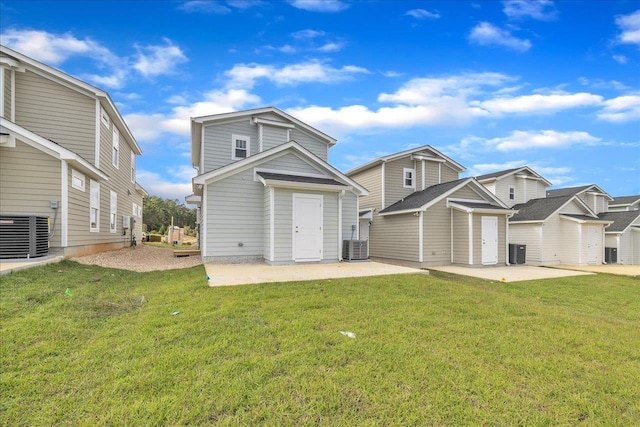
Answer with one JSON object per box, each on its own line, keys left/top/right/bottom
{"left": 0, "top": 215, "right": 49, "bottom": 259}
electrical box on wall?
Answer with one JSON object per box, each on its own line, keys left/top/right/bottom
{"left": 122, "top": 215, "right": 131, "bottom": 229}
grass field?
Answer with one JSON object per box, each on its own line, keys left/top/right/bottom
{"left": 1, "top": 261, "right": 639, "bottom": 425}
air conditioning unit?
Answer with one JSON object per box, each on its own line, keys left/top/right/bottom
{"left": 342, "top": 240, "right": 368, "bottom": 261}
{"left": 0, "top": 215, "right": 49, "bottom": 259}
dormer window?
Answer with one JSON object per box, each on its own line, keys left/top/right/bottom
{"left": 232, "top": 134, "right": 250, "bottom": 160}
{"left": 403, "top": 168, "right": 415, "bottom": 189}
{"left": 509, "top": 186, "right": 515, "bottom": 201}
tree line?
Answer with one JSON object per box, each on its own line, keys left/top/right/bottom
{"left": 143, "top": 196, "right": 197, "bottom": 235}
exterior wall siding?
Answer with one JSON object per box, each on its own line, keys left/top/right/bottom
{"left": 290, "top": 128, "right": 328, "bottom": 162}
{"left": 14, "top": 69, "right": 96, "bottom": 163}
{"left": 425, "top": 162, "right": 441, "bottom": 187}
{"left": 423, "top": 199, "right": 452, "bottom": 266}
{"left": 441, "top": 163, "right": 459, "bottom": 183}
{"left": 509, "top": 223, "right": 542, "bottom": 265}
{"left": 559, "top": 219, "right": 581, "bottom": 265}
{"left": 349, "top": 165, "right": 382, "bottom": 212}
{"left": 262, "top": 126, "right": 288, "bottom": 151}
{"left": 258, "top": 152, "right": 326, "bottom": 175}
{"left": 633, "top": 230, "right": 640, "bottom": 265}
{"left": 2, "top": 68, "right": 11, "bottom": 119}
{"left": 369, "top": 213, "right": 419, "bottom": 262}
{"left": 542, "top": 215, "right": 563, "bottom": 265}
{"left": 263, "top": 187, "right": 271, "bottom": 261}
{"left": 341, "top": 192, "right": 358, "bottom": 241}
{"left": 452, "top": 210, "right": 469, "bottom": 264}
{"left": 0, "top": 139, "right": 62, "bottom": 249}
{"left": 385, "top": 157, "right": 417, "bottom": 207}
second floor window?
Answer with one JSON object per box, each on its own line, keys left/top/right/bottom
{"left": 403, "top": 168, "right": 415, "bottom": 189}
{"left": 509, "top": 187, "right": 515, "bottom": 200}
{"left": 112, "top": 127, "right": 120, "bottom": 168}
{"left": 232, "top": 134, "right": 250, "bottom": 160}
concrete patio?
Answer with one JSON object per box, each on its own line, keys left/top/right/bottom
{"left": 427, "top": 265, "right": 595, "bottom": 282}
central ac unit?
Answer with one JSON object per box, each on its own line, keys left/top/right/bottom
{"left": 342, "top": 239, "right": 368, "bottom": 261}
{"left": 0, "top": 215, "right": 49, "bottom": 259}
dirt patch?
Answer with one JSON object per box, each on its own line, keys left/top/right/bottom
{"left": 71, "top": 243, "right": 202, "bottom": 272}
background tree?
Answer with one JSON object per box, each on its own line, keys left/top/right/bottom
{"left": 143, "top": 196, "right": 196, "bottom": 233}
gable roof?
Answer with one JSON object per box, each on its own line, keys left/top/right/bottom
{"left": 192, "top": 140, "right": 368, "bottom": 196}
{"left": 345, "top": 145, "right": 466, "bottom": 176}
{"left": 598, "top": 211, "right": 640, "bottom": 233}
{"left": 191, "top": 106, "right": 336, "bottom": 167}
{"left": 546, "top": 184, "right": 613, "bottom": 200}
{"left": 475, "top": 166, "right": 552, "bottom": 186}
{"left": 1, "top": 45, "right": 142, "bottom": 155}
{"left": 609, "top": 195, "right": 640, "bottom": 207}
{"left": 379, "top": 177, "right": 510, "bottom": 216}
{"left": 510, "top": 195, "right": 596, "bottom": 223}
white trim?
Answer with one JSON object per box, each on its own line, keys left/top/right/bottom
{"left": 202, "top": 185, "right": 207, "bottom": 256}
{"left": 438, "top": 163, "right": 441, "bottom": 184}
{"left": 418, "top": 211, "right": 424, "bottom": 263}
{"left": 477, "top": 166, "right": 553, "bottom": 187}
{"left": 356, "top": 196, "right": 360, "bottom": 239}
{"left": 539, "top": 223, "right": 544, "bottom": 263}
{"left": 559, "top": 215, "right": 612, "bottom": 225}
{"left": 258, "top": 123, "right": 263, "bottom": 153}
{"left": 231, "top": 133, "right": 250, "bottom": 160}
{"left": 269, "top": 187, "right": 275, "bottom": 262}
{"left": 257, "top": 177, "right": 350, "bottom": 193}
{"left": 505, "top": 215, "right": 509, "bottom": 266}
{"left": 110, "top": 190, "right": 118, "bottom": 233}
{"left": 61, "top": 160, "right": 68, "bottom": 247}
{"left": 200, "top": 127, "right": 204, "bottom": 171}
{"left": 447, "top": 201, "right": 514, "bottom": 215}
{"left": 287, "top": 128, "right": 292, "bottom": 142}
{"left": 381, "top": 162, "right": 386, "bottom": 208}
{"left": 338, "top": 190, "right": 344, "bottom": 261}
{"left": 481, "top": 216, "right": 499, "bottom": 266}
{"left": 0, "top": 66, "right": 4, "bottom": 118}
{"left": 112, "top": 127, "right": 120, "bottom": 169}
{"left": 90, "top": 179, "right": 100, "bottom": 232}
{"left": 131, "top": 151, "right": 136, "bottom": 183}
{"left": 508, "top": 186, "right": 515, "bottom": 202}
{"left": 346, "top": 145, "right": 465, "bottom": 176}
{"left": 252, "top": 116, "right": 295, "bottom": 129}
{"left": 71, "top": 169, "right": 85, "bottom": 191}
{"left": 421, "top": 160, "right": 425, "bottom": 190}
{"left": 403, "top": 167, "right": 416, "bottom": 189}
{"left": 95, "top": 99, "right": 101, "bottom": 168}
{"left": 450, "top": 208, "right": 454, "bottom": 263}
{"left": 11, "top": 69, "right": 16, "bottom": 121}
{"left": 468, "top": 213, "right": 474, "bottom": 265}
{"left": 577, "top": 223, "right": 582, "bottom": 264}
{"left": 292, "top": 193, "right": 324, "bottom": 262}
{"left": 254, "top": 167, "right": 331, "bottom": 181}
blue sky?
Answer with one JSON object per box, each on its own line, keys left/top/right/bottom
{"left": 1, "top": 0, "right": 639, "bottom": 201}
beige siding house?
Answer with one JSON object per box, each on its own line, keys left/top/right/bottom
{"left": 347, "top": 146, "right": 514, "bottom": 267}
{"left": 607, "top": 195, "right": 640, "bottom": 212}
{"left": 476, "top": 166, "right": 551, "bottom": 208}
{"left": 599, "top": 211, "right": 640, "bottom": 265}
{"left": 188, "top": 107, "right": 367, "bottom": 265}
{"left": 547, "top": 184, "right": 612, "bottom": 215}
{"left": 0, "top": 45, "right": 146, "bottom": 259}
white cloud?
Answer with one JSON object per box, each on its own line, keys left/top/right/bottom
{"left": 484, "top": 130, "right": 600, "bottom": 151}
{"left": 316, "top": 42, "right": 344, "bottom": 52}
{"left": 0, "top": 29, "right": 119, "bottom": 66}
{"left": 288, "top": 0, "right": 349, "bottom": 12}
{"left": 137, "top": 169, "right": 193, "bottom": 202}
{"left": 616, "top": 10, "right": 640, "bottom": 46}
{"left": 178, "top": 1, "right": 232, "bottom": 14}
{"left": 597, "top": 94, "right": 640, "bottom": 123}
{"left": 291, "top": 29, "right": 326, "bottom": 39}
{"left": 502, "top": 0, "right": 557, "bottom": 21}
{"left": 474, "top": 92, "right": 603, "bottom": 114}
{"left": 133, "top": 39, "right": 188, "bottom": 78}
{"left": 613, "top": 54, "right": 628, "bottom": 64}
{"left": 405, "top": 9, "right": 441, "bottom": 19}
{"left": 469, "top": 22, "right": 531, "bottom": 52}
{"left": 225, "top": 60, "right": 369, "bottom": 88}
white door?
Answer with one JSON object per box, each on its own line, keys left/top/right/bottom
{"left": 587, "top": 225, "right": 601, "bottom": 264}
{"left": 293, "top": 194, "right": 323, "bottom": 262}
{"left": 359, "top": 219, "right": 370, "bottom": 241}
{"left": 482, "top": 216, "right": 498, "bottom": 265}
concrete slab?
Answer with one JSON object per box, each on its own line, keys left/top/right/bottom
{"left": 204, "top": 261, "right": 426, "bottom": 286}
{"left": 552, "top": 264, "right": 640, "bottom": 277}
{"left": 428, "top": 265, "right": 594, "bottom": 282}
{"left": 0, "top": 255, "right": 65, "bottom": 276}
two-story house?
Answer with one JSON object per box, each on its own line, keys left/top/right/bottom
{"left": 346, "top": 146, "right": 514, "bottom": 268}
{"left": 478, "top": 169, "right": 613, "bottom": 266}
{"left": 0, "top": 45, "right": 146, "bottom": 259}
{"left": 187, "top": 107, "right": 368, "bottom": 265}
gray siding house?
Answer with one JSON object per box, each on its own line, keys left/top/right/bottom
{"left": 0, "top": 45, "right": 146, "bottom": 258}
{"left": 346, "top": 146, "right": 515, "bottom": 267}
{"left": 188, "top": 107, "right": 367, "bottom": 265}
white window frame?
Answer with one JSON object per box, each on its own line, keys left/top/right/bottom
{"left": 403, "top": 168, "right": 416, "bottom": 189}
{"left": 130, "top": 151, "right": 136, "bottom": 183}
{"left": 101, "top": 108, "right": 110, "bottom": 128}
{"left": 71, "top": 169, "right": 85, "bottom": 192}
{"left": 509, "top": 186, "right": 515, "bottom": 201}
{"left": 110, "top": 191, "right": 117, "bottom": 233}
{"left": 112, "top": 127, "right": 120, "bottom": 168}
{"left": 231, "top": 134, "right": 250, "bottom": 160}
{"left": 90, "top": 179, "right": 100, "bottom": 232}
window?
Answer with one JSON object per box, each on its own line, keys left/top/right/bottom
{"left": 110, "top": 191, "right": 117, "bottom": 233}
{"left": 71, "top": 169, "right": 85, "bottom": 191}
{"left": 509, "top": 187, "right": 515, "bottom": 201}
{"left": 90, "top": 180, "right": 100, "bottom": 232}
{"left": 112, "top": 127, "right": 120, "bottom": 168}
{"left": 132, "top": 202, "right": 142, "bottom": 217}
{"left": 101, "top": 108, "right": 110, "bottom": 128}
{"left": 232, "top": 134, "right": 250, "bottom": 160}
{"left": 131, "top": 152, "right": 136, "bottom": 183}
{"left": 403, "top": 168, "right": 415, "bottom": 189}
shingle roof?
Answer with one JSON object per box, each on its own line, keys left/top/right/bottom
{"left": 379, "top": 178, "right": 469, "bottom": 214}
{"left": 510, "top": 195, "right": 576, "bottom": 222}
{"left": 256, "top": 172, "right": 345, "bottom": 186}
{"left": 610, "top": 195, "right": 640, "bottom": 206}
{"left": 546, "top": 185, "right": 592, "bottom": 198}
{"left": 598, "top": 211, "right": 640, "bottom": 232}
{"left": 475, "top": 168, "right": 521, "bottom": 181}
{"left": 450, "top": 201, "right": 507, "bottom": 211}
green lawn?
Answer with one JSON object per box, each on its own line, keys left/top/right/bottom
{"left": 1, "top": 261, "right": 639, "bottom": 426}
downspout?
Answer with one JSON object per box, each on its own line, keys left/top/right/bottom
{"left": 505, "top": 211, "right": 515, "bottom": 265}
{"left": 418, "top": 211, "right": 424, "bottom": 264}
{"left": 381, "top": 162, "right": 386, "bottom": 209}
{"left": 338, "top": 190, "right": 344, "bottom": 261}
{"left": 450, "top": 208, "right": 454, "bottom": 263}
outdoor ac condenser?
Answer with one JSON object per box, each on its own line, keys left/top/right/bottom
{"left": 342, "top": 240, "right": 368, "bottom": 261}
{"left": 0, "top": 215, "right": 49, "bottom": 259}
